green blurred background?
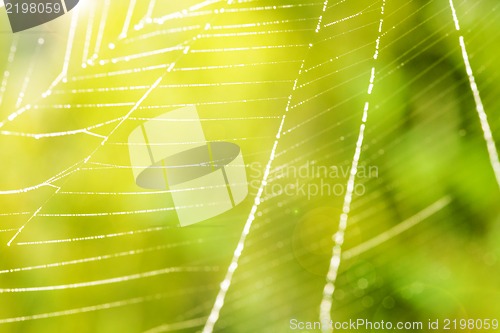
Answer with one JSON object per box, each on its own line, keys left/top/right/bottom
{"left": 0, "top": 0, "right": 499, "bottom": 332}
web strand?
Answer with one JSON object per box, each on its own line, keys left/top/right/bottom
{"left": 448, "top": 0, "right": 500, "bottom": 190}
{"left": 201, "top": 1, "right": 330, "bottom": 332}
{"left": 319, "top": 1, "right": 386, "bottom": 331}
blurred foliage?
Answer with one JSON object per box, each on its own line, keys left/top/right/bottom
{"left": 0, "top": 0, "right": 499, "bottom": 332}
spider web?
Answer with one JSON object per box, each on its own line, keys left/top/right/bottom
{"left": 0, "top": 0, "right": 499, "bottom": 332}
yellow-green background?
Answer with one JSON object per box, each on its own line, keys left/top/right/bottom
{"left": 0, "top": 0, "right": 499, "bottom": 332}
